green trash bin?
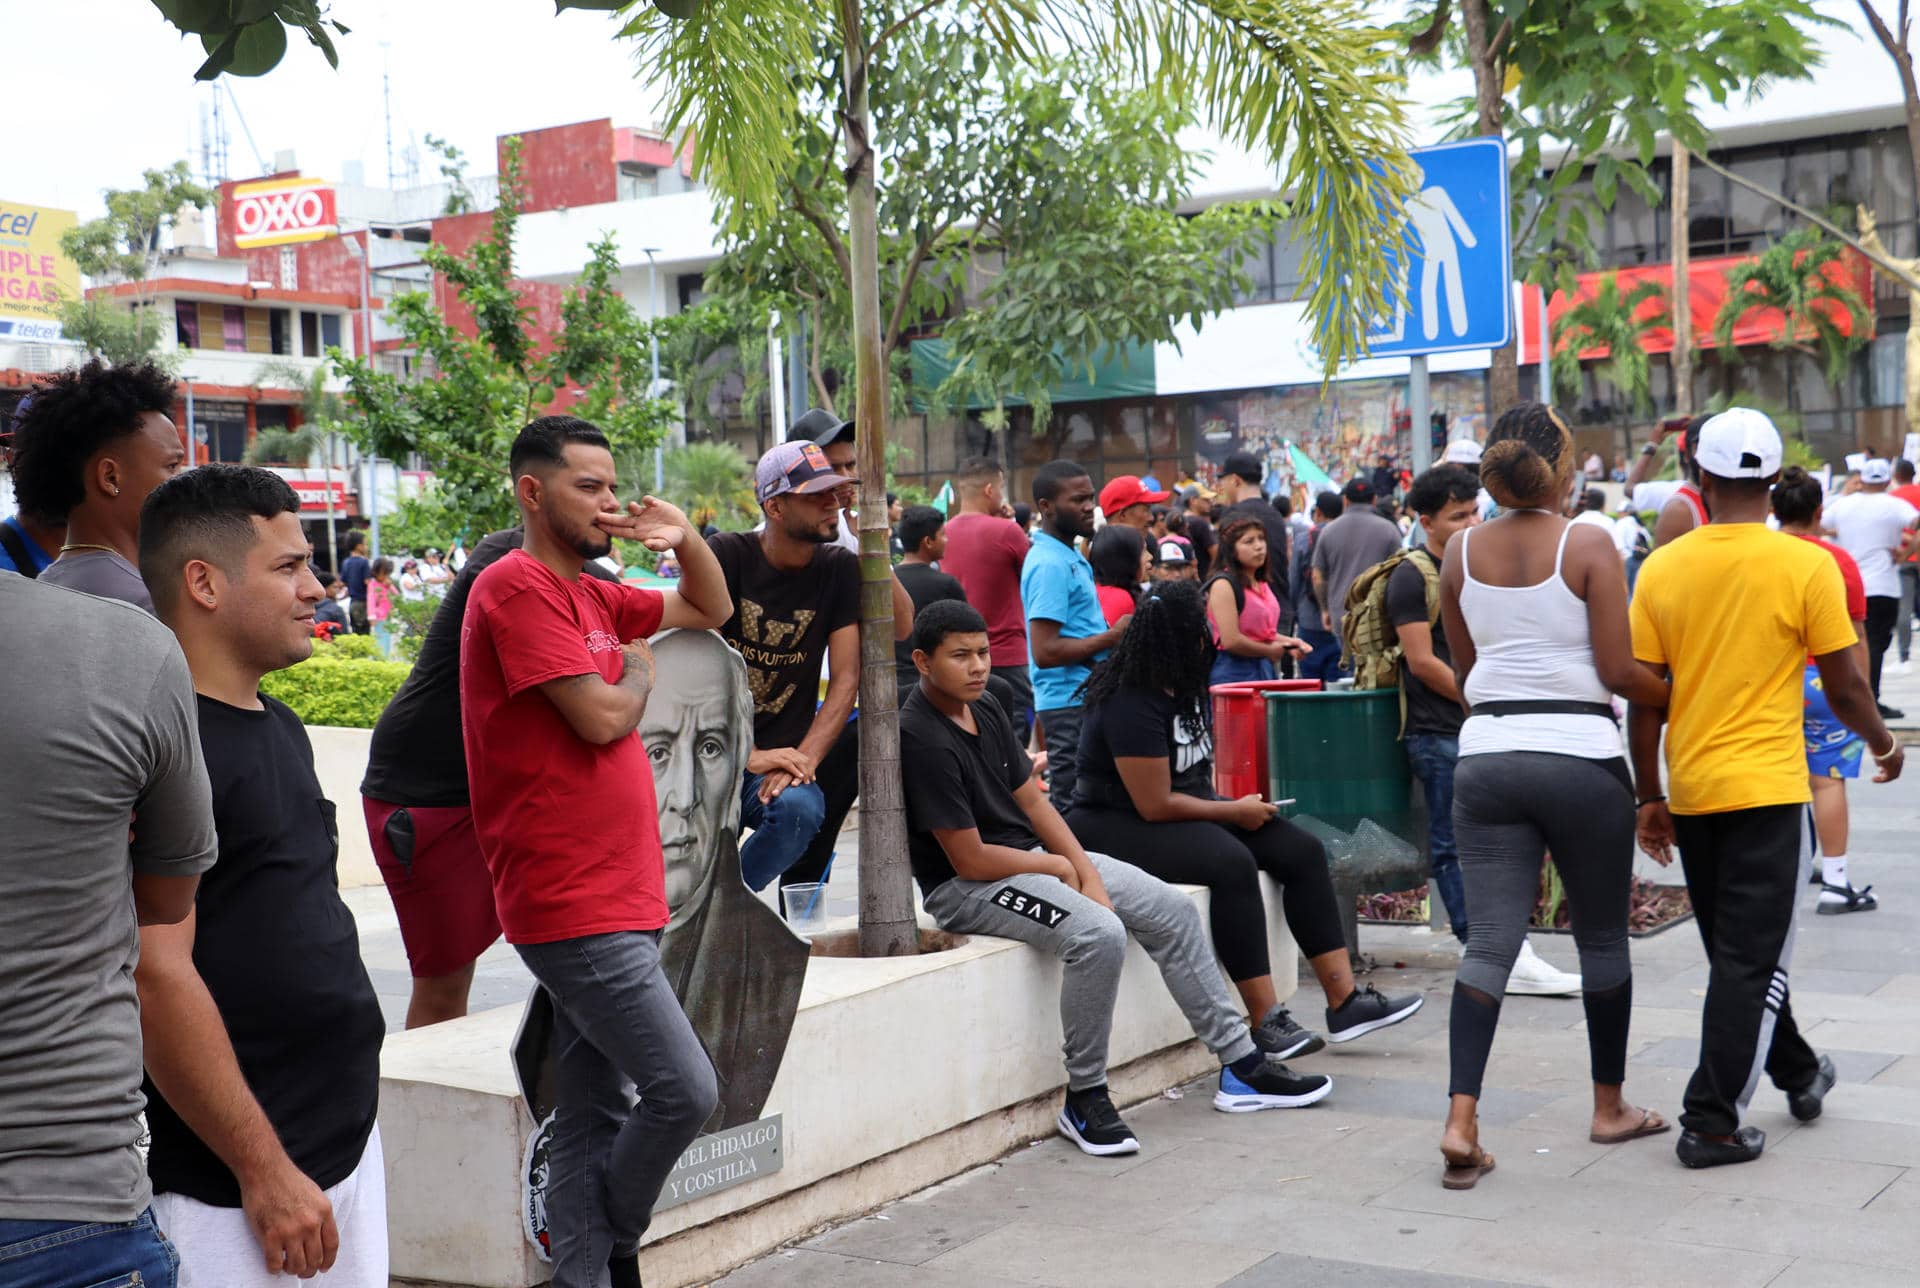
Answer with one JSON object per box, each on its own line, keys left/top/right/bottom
{"left": 1264, "top": 688, "right": 1424, "bottom": 958}
{"left": 1263, "top": 688, "right": 1415, "bottom": 839}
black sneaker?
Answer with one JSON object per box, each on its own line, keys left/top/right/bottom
{"left": 1252, "top": 1005, "right": 1326, "bottom": 1059}
{"left": 1788, "top": 1054, "right": 1837, "bottom": 1122}
{"left": 1878, "top": 702, "right": 1905, "bottom": 720}
{"left": 1057, "top": 1086, "right": 1140, "bottom": 1156}
{"left": 1325, "top": 984, "right": 1425, "bottom": 1044}
{"left": 1817, "top": 883, "right": 1879, "bottom": 915}
{"left": 1676, "top": 1126, "right": 1765, "bottom": 1168}
{"left": 609, "top": 1249, "right": 642, "bottom": 1288}
{"left": 1213, "top": 1057, "right": 1333, "bottom": 1112}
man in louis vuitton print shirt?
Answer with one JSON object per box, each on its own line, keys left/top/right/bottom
{"left": 708, "top": 440, "right": 875, "bottom": 892}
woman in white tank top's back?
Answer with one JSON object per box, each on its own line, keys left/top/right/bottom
{"left": 1430, "top": 402, "right": 1673, "bottom": 1190}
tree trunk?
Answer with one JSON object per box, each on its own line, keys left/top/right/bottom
{"left": 1464, "top": 0, "right": 1519, "bottom": 412}
{"left": 1671, "top": 145, "right": 1693, "bottom": 415}
{"left": 839, "top": 0, "right": 917, "bottom": 958}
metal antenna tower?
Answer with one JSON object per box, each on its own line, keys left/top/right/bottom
{"left": 382, "top": 43, "right": 396, "bottom": 188}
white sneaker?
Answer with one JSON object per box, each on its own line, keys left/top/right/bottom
{"left": 1505, "top": 939, "right": 1582, "bottom": 996}
{"left": 1893, "top": 659, "right": 1913, "bottom": 676}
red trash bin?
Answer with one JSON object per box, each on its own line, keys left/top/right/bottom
{"left": 1211, "top": 679, "right": 1322, "bottom": 799}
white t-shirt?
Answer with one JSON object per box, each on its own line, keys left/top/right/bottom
{"left": 1824, "top": 491, "right": 1920, "bottom": 598}
{"left": 1630, "top": 480, "right": 1681, "bottom": 514}
{"left": 1569, "top": 508, "right": 1631, "bottom": 560}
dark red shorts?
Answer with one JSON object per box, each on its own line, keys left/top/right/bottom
{"left": 363, "top": 797, "right": 501, "bottom": 978}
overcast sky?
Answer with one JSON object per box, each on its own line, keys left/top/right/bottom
{"left": 16, "top": 1, "right": 661, "bottom": 216}
{"left": 10, "top": 0, "right": 1896, "bottom": 222}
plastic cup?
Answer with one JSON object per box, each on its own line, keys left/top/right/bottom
{"left": 781, "top": 882, "right": 829, "bottom": 936}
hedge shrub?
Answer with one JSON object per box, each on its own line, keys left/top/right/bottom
{"left": 261, "top": 641, "right": 411, "bottom": 728}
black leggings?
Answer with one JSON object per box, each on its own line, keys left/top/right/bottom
{"left": 1448, "top": 751, "right": 1636, "bottom": 1099}
{"left": 1063, "top": 804, "right": 1346, "bottom": 980}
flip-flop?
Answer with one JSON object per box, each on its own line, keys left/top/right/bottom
{"left": 1589, "top": 1107, "right": 1671, "bottom": 1145}
{"left": 1440, "top": 1146, "right": 1496, "bottom": 1190}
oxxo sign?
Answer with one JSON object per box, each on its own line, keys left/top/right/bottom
{"left": 230, "top": 177, "right": 338, "bottom": 250}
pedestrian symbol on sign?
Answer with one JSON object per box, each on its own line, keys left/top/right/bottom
{"left": 1365, "top": 137, "right": 1512, "bottom": 358}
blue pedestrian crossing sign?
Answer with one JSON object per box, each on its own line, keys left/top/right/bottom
{"left": 1366, "top": 137, "right": 1512, "bottom": 357}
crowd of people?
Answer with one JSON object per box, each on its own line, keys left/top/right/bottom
{"left": 0, "top": 356, "right": 1912, "bottom": 1286}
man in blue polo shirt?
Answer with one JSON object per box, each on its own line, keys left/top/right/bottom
{"left": 1022, "top": 461, "right": 1131, "bottom": 811}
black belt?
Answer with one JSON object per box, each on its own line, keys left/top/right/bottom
{"left": 1471, "top": 700, "right": 1618, "bottom": 724}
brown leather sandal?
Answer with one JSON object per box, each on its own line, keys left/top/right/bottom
{"left": 1441, "top": 1145, "right": 1496, "bottom": 1189}
{"left": 1590, "top": 1107, "right": 1670, "bottom": 1145}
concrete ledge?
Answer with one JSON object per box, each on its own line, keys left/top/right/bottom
{"left": 379, "top": 879, "right": 1298, "bottom": 1288}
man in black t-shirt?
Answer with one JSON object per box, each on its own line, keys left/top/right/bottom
{"left": 136, "top": 466, "right": 387, "bottom": 1285}
{"left": 714, "top": 441, "right": 913, "bottom": 892}
{"left": 892, "top": 504, "right": 968, "bottom": 694}
{"left": 901, "top": 600, "right": 1333, "bottom": 1158}
{"left": 360, "top": 527, "right": 617, "bottom": 1028}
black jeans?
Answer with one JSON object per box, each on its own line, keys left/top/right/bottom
{"left": 1673, "top": 804, "right": 1822, "bottom": 1137}
{"left": 1063, "top": 804, "right": 1346, "bottom": 980}
{"left": 1865, "top": 595, "right": 1898, "bottom": 696}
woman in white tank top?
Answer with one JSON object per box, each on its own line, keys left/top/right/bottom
{"left": 1430, "top": 402, "right": 1673, "bottom": 1189}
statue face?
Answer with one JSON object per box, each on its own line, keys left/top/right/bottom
{"left": 641, "top": 634, "right": 746, "bottom": 926}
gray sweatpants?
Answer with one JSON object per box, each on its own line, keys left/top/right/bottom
{"left": 516, "top": 930, "right": 719, "bottom": 1288}
{"left": 922, "top": 852, "right": 1257, "bottom": 1091}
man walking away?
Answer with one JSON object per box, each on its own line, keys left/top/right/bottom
{"left": 1313, "top": 477, "right": 1402, "bottom": 643}
{"left": 943, "top": 456, "right": 1037, "bottom": 731}
{"left": 1822, "top": 457, "right": 1919, "bottom": 717}
{"left": 0, "top": 570, "right": 214, "bottom": 1288}
{"left": 461, "top": 416, "right": 731, "bottom": 1287}
{"left": 1023, "top": 461, "right": 1131, "bottom": 811}
{"left": 136, "top": 465, "right": 389, "bottom": 1285}
{"left": 1630, "top": 409, "right": 1902, "bottom": 1169}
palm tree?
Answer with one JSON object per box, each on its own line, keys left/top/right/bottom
{"left": 1550, "top": 272, "right": 1671, "bottom": 413}
{"left": 243, "top": 424, "right": 325, "bottom": 466}
{"left": 664, "top": 441, "right": 758, "bottom": 531}
{"left": 608, "top": 0, "right": 1417, "bottom": 956}
{"left": 1713, "top": 226, "right": 1873, "bottom": 389}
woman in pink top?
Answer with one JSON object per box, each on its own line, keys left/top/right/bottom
{"left": 1206, "top": 515, "right": 1306, "bottom": 685}
{"left": 367, "top": 556, "right": 396, "bottom": 656}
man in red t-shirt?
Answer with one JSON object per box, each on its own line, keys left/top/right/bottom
{"left": 460, "top": 415, "right": 731, "bottom": 1288}
{"left": 941, "top": 455, "right": 1036, "bottom": 729}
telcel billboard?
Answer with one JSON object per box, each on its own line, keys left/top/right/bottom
{"left": 230, "top": 177, "right": 338, "bottom": 250}
{"left": 0, "top": 201, "right": 79, "bottom": 340}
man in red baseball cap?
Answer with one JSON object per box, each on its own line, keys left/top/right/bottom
{"left": 1098, "top": 475, "right": 1171, "bottom": 532}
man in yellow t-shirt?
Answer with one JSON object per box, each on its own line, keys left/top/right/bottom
{"left": 1628, "top": 408, "right": 1903, "bottom": 1171}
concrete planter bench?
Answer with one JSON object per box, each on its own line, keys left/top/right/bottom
{"left": 380, "top": 880, "right": 1297, "bottom": 1288}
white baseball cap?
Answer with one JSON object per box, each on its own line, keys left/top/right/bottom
{"left": 1442, "top": 438, "right": 1483, "bottom": 466}
{"left": 1861, "top": 458, "right": 1894, "bottom": 484}
{"left": 1693, "top": 408, "right": 1783, "bottom": 479}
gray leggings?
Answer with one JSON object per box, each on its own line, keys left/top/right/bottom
{"left": 1450, "top": 752, "right": 1636, "bottom": 1097}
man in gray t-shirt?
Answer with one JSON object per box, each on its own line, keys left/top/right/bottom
{"left": 37, "top": 548, "right": 155, "bottom": 613}
{"left": 0, "top": 573, "right": 215, "bottom": 1248}
{"left": 1311, "top": 478, "right": 1405, "bottom": 640}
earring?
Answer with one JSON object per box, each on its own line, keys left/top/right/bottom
{"left": 110, "top": 486, "right": 121, "bottom": 498}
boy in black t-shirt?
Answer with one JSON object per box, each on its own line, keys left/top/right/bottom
{"left": 901, "top": 601, "right": 1334, "bottom": 1157}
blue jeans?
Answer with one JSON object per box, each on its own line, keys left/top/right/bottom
{"left": 1404, "top": 732, "right": 1468, "bottom": 940}
{"left": 1295, "top": 628, "right": 1347, "bottom": 683}
{"left": 0, "top": 1210, "right": 179, "bottom": 1288}
{"left": 738, "top": 773, "right": 827, "bottom": 892}
{"left": 1209, "top": 653, "right": 1277, "bottom": 686}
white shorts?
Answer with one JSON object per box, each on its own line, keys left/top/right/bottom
{"left": 153, "top": 1125, "right": 387, "bottom": 1288}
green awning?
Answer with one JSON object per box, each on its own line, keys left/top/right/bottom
{"left": 908, "top": 338, "right": 1157, "bottom": 413}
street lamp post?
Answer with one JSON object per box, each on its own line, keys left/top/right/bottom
{"left": 642, "top": 247, "right": 664, "bottom": 495}
{"left": 342, "top": 224, "right": 382, "bottom": 558}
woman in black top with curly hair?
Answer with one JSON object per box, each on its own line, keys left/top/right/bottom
{"left": 1064, "top": 580, "right": 1424, "bottom": 1056}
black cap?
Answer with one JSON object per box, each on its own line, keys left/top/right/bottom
{"left": 790, "top": 407, "right": 853, "bottom": 447}
{"left": 1342, "top": 477, "right": 1375, "bottom": 504}
{"left": 1221, "top": 450, "right": 1263, "bottom": 483}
